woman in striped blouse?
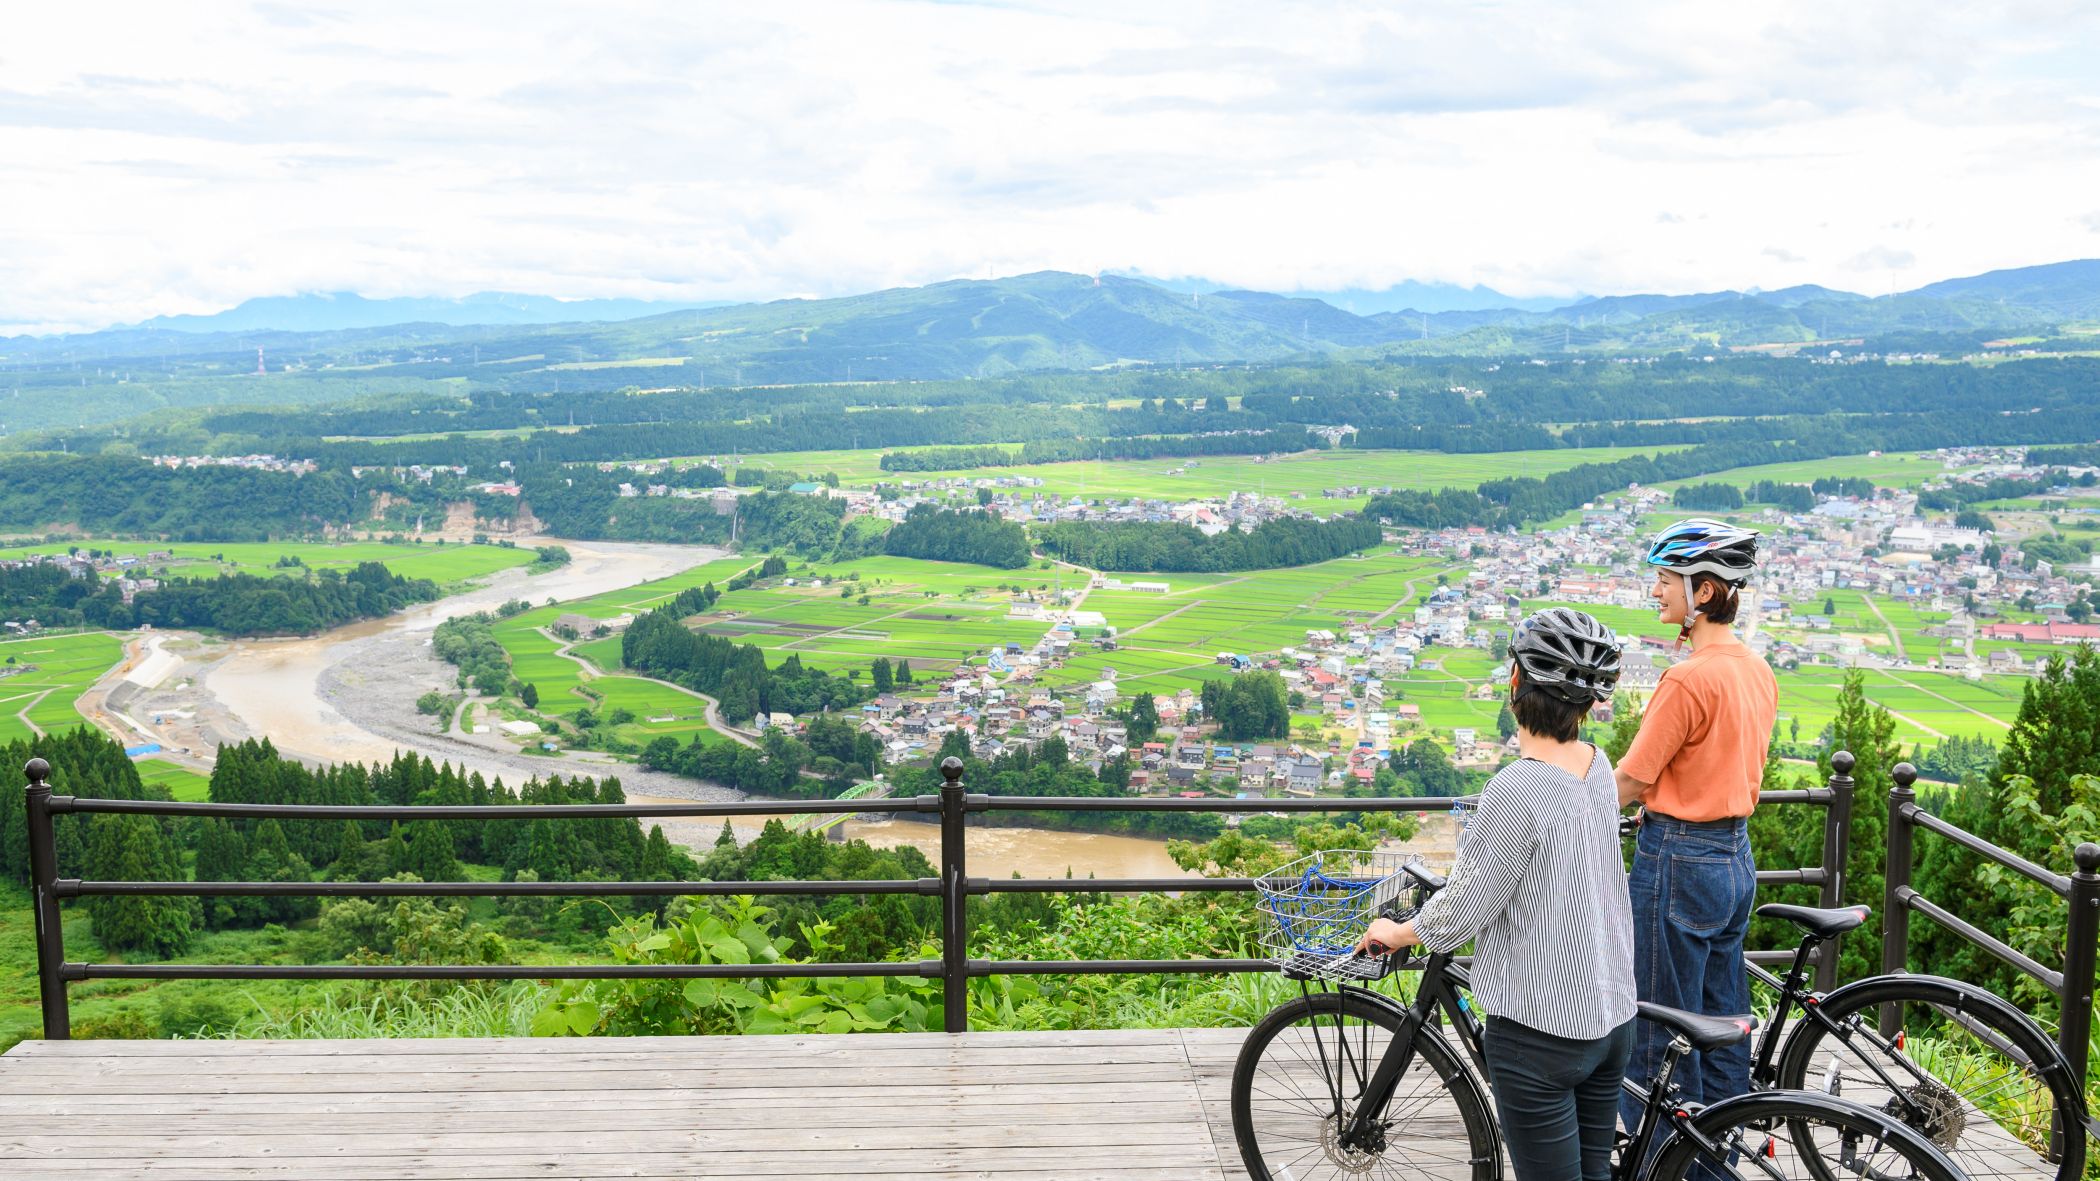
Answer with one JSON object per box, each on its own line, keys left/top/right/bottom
{"left": 1357, "top": 608, "right": 1639, "bottom": 1181}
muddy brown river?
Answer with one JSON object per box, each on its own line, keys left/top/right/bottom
{"left": 147, "top": 535, "right": 1457, "bottom": 873}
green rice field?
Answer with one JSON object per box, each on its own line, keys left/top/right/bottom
{"left": 489, "top": 556, "right": 758, "bottom": 749}
{"left": 0, "top": 539, "right": 537, "bottom": 587}
{"left": 134, "top": 759, "right": 210, "bottom": 802}
{"left": 0, "top": 632, "right": 124, "bottom": 746}
{"left": 718, "top": 445, "right": 1686, "bottom": 511}
{"left": 1656, "top": 451, "right": 1983, "bottom": 494}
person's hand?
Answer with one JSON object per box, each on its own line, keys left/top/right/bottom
{"left": 1355, "top": 916, "right": 1418, "bottom": 957}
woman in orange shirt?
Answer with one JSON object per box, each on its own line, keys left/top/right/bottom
{"left": 1613, "top": 519, "right": 1777, "bottom": 1131}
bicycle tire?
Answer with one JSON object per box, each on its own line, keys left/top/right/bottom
{"left": 1230, "top": 988, "right": 1500, "bottom": 1181}
{"left": 1773, "top": 973, "right": 2085, "bottom": 1181}
{"left": 1643, "top": 1090, "right": 1964, "bottom": 1181}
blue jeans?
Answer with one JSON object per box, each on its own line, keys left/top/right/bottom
{"left": 1620, "top": 813, "right": 1756, "bottom": 1134}
{"left": 1485, "top": 1016, "right": 1636, "bottom": 1181}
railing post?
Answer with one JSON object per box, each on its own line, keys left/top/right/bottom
{"left": 938, "top": 756, "right": 968, "bottom": 1034}
{"left": 1879, "top": 762, "right": 1916, "bottom": 1036}
{"left": 24, "top": 757, "right": 70, "bottom": 1039}
{"left": 2058, "top": 841, "right": 2100, "bottom": 1160}
{"left": 1815, "top": 750, "right": 1856, "bottom": 991}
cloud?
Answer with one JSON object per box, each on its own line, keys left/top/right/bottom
{"left": 0, "top": 0, "right": 2098, "bottom": 330}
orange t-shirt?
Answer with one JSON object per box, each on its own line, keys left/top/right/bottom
{"left": 1619, "top": 639, "right": 1778, "bottom": 822}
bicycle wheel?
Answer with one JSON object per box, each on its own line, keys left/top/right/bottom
{"left": 1774, "top": 974, "right": 2084, "bottom": 1181}
{"left": 1230, "top": 987, "right": 1500, "bottom": 1181}
{"left": 1645, "top": 1091, "right": 1963, "bottom": 1181}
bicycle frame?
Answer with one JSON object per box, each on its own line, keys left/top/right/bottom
{"left": 1328, "top": 951, "right": 1718, "bottom": 1177}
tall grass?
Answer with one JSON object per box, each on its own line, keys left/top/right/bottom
{"left": 206, "top": 982, "right": 546, "bottom": 1041}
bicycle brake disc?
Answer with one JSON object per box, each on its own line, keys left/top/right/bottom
{"left": 1319, "top": 1115, "right": 1385, "bottom": 1176}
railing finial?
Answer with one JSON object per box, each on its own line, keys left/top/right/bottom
{"left": 2075, "top": 842, "right": 2100, "bottom": 875}
{"left": 940, "top": 756, "right": 964, "bottom": 784}
{"left": 1891, "top": 762, "right": 1916, "bottom": 789}
{"left": 1829, "top": 749, "right": 1854, "bottom": 776}
{"left": 25, "top": 757, "right": 50, "bottom": 786}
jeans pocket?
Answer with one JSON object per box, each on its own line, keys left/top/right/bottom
{"left": 1666, "top": 853, "right": 1738, "bottom": 931}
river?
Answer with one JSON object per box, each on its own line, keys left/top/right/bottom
{"left": 114, "top": 536, "right": 1459, "bottom": 876}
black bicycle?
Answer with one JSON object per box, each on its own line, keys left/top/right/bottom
{"left": 1232, "top": 855, "right": 1969, "bottom": 1181}
{"left": 1737, "top": 900, "right": 2087, "bottom": 1181}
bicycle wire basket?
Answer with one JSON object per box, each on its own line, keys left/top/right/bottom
{"left": 1253, "top": 847, "right": 1423, "bottom": 983}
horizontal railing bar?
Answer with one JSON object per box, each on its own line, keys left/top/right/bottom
{"left": 1901, "top": 803, "right": 2071, "bottom": 897}
{"left": 65, "top": 961, "right": 936, "bottom": 982}
{"left": 49, "top": 795, "right": 933, "bottom": 821}
{"left": 971, "top": 795, "right": 1461, "bottom": 813}
{"left": 1756, "top": 869, "right": 1827, "bottom": 886}
{"left": 973, "top": 957, "right": 1273, "bottom": 975}
{"left": 1759, "top": 788, "right": 1833, "bottom": 806}
{"left": 975, "top": 876, "right": 1257, "bottom": 894}
{"left": 59, "top": 878, "right": 939, "bottom": 899}
{"left": 1897, "top": 887, "right": 2065, "bottom": 996}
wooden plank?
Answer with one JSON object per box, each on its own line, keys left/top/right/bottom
{"left": 0, "top": 1028, "right": 1251, "bottom": 1179}
{"left": 0, "top": 1149, "right": 1216, "bottom": 1180}
{"left": 3, "top": 1028, "right": 1193, "bottom": 1057}
{"left": 0, "top": 1083, "right": 1193, "bottom": 1116}
{"left": 0, "top": 1064, "right": 1198, "bottom": 1095}
{"left": 11, "top": 1099, "right": 1209, "bottom": 1136}
{"left": 0, "top": 1045, "right": 1194, "bottom": 1077}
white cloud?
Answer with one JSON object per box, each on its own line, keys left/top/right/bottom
{"left": 0, "top": 0, "right": 2098, "bottom": 331}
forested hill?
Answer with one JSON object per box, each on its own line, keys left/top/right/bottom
{"left": 4, "top": 263, "right": 2100, "bottom": 433}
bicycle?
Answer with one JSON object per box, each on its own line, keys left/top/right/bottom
{"left": 1231, "top": 851, "right": 1969, "bottom": 1181}
{"left": 1737, "top": 899, "right": 2088, "bottom": 1181}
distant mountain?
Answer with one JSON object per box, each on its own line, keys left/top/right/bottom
{"left": 1558, "top": 290, "right": 1743, "bottom": 322}
{"left": 1907, "top": 259, "right": 2100, "bottom": 318}
{"left": 1287, "top": 281, "right": 1568, "bottom": 316}
{"left": 10, "top": 259, "right": 2100, "bottom": 391}
{"left": 133, "top": 291, "right": 727, "bottom": 334}
{"left": 1750, "top": 284, "right": 1866, "bottom": 308}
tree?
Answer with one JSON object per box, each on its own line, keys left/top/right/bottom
{"left": 521, "top": 682, "right": 540, "bottom": 709}
{"left": 871, "top": 658, "right": 894, "bottom": 693}
{"left": 1128, "top": 692, "right": 1160, "bottom": 744}
{"left": 1212, "top": 671, "right": 1290, "bottom": 741}
{"left": 84, "top": 814, "right": 196, "bottom": 955}
{"left": 1495, "top": 702, "right": 1517, "bottom": 741}
{"left": 1823, "top": 597, "right": 1837, "bottom": 617}
{"left": 1818, "top": 670, "right": 1898, "bottom": 981}
{"left": 894, "top": 659, "right": 912, "bottom": 685}
{"left": 1389, "top": 739, "right": 1466, "bottom": 797}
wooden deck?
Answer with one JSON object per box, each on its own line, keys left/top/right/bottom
{"left": 0, "top": 1028, "right": 1263, "bottom": 1180}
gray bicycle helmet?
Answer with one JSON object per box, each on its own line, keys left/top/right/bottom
{"left": 1510, "top": 607, "right": 1622, "bottom": 706}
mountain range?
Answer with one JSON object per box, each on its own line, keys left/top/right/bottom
{"left": 4, "top": 260, "right": 2097, "bottom": 386}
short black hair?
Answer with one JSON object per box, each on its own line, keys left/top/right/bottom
{"left": 1510, "top": 668, "right": 1588, "bottom": 743}
{"left": 1691, "top": 573, "right": 1742, "bottom": 626}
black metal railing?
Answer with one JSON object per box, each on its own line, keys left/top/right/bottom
{"left": 20, "top": 750, "right": 1854, "bottom": 1038}
{"left": 1882, "top": 760, "right": 2100, "bottom": 1155}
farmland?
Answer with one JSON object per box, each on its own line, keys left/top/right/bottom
{"left": 0, "top": 539, "right": 538, "bottom": 587}
{"left": 487, "top": 556, "right": 757, "bottom": 749}
{"left": 0, "top": 632, "right": 124, "bottom": 746}
{"left": 718, "top": 444, "right": 1685, "bottom": 511}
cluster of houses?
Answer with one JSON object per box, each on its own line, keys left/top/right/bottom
{"left": 150, "top": 454, "right": 316, "bottom": 475}
{"left": 842, "top": 683, "right": 1347, "bottom": 799}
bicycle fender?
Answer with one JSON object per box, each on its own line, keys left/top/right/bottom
{"left": 1792, "top": 973, "right": 2084, "bottom": 1102}
{"left": 1634, "top": 1091, "right": 1960, "bottom": 1181}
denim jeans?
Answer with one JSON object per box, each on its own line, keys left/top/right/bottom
{"left": 1484, "top": 1015, "right": 1636, "bottom": 1181}
{"left": 1619, "top": 813, "right": 1756, "bottom": 1135}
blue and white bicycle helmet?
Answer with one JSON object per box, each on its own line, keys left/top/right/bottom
{"left": 1644, "top": 518, "right": 1759, "bottom": 585}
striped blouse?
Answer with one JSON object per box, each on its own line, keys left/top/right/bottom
{"left": 1411, "top": 746, "right": 1638, "bottom": 1041}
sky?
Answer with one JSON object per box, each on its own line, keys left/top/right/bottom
{"left": 3, "top": 0, "right": 2099, "bottom": 333}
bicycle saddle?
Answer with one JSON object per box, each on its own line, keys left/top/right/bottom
{"left": 1636, "top": 1002, "right": 1753, "bottom": 1051}
{"left": 1755, "top": 903, "right": 1870, "bottom": 939}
